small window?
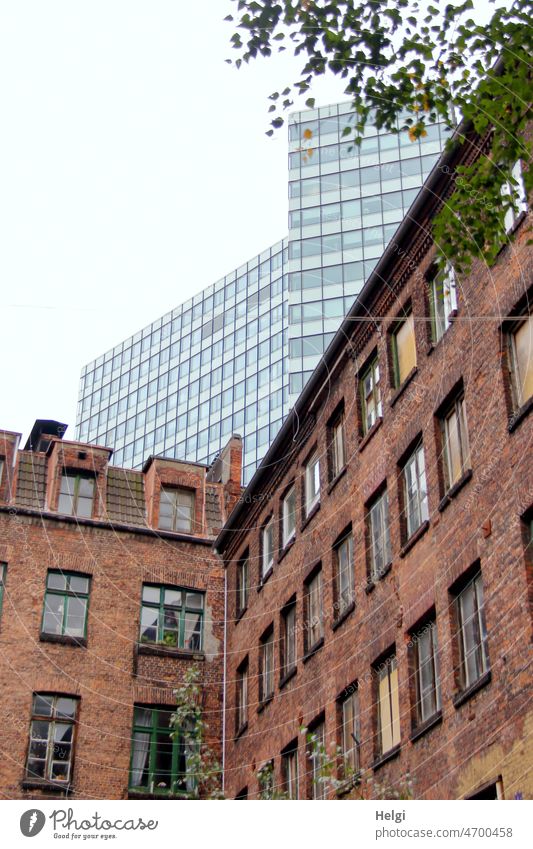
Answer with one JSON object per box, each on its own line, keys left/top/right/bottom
{"left": 467, "top": 778, "right": 504, "bottom": 800}
{"left": 58, "top": 473, "right": 95, "bottom": 518}
{"left": 236, "top": 658, "right": 248, "bottom": 733}
{"left": 412, "top": 620, "right": 441, "bottom": 726}
{"left": 453, "top": 571, "right": 489, "bottom": 692}
{"left": 360, "top": 357, "right": 382, "bottom": 434}
{"left": 282, "top": 486, "right": 296, "bottom": 547}
{"left": 304, "top": 568, "right": 323, "bottom": 654}
{"left": 376, "top": 655, "right": 400, "bottom": 757}
{"left": 0, "top": 562, "right": 6, "bottom": 619}
{"left": 281, "top": 742, "right": 299, "bottom": 799}
{"left": 259, "top": 627, "right": 275, "bottom": 704}
{"left": 307, "top": 719, "right": 326, "bottom": 799}
{"left": 367, "top": 489, "right": 391, "bottom": 581}
{"left": 236, "top": 556, "right": 248, "bottom": 618}
{"left": 26, "top": 694, "right": 78, "bottom": 784}
{"left": 304, "top": 452, "right": 321, "bottom": 516}
{"left": 502, "top": 160, "right": 528, "bottom": 233}
{"left": 0, "top": 458, "right": 4, "bottom": 487}
{"left": 340, "top": 687, "right": 360, "bottom": 776}
{"left": 429, "top": 264, "right": 457, "bottom": 343}
{"left": 402, "top": 443, "right": 429, "bottom": 540}
{"left": 159, "top": 487, "right": 195, "bottom": 533}
{"left": 280, "top": 600, "right": 297, "bottom": 679}
{"left": 508, "top": 313, "right": 533, "bottom": 410}
{"left": 392, "top": 311, "right": 417, "bottom": 387}
{"left": 129, "top": 705, "right": 194, "bottom": 796}
{"left": 441, "top": 394, "right": 470, "bottom": 490}
{"left": 329, "top": 413, "right": 346, "bottom": 479}
{"left": 262, "top": 517, "right": 275, "bottom": 578}
{"left": 334, "top": 531, "right": 354, "bottom": 617}
{"left": 139, "top": 585, "right": 203, "bottom": 651}
{"left": 42, "top": 572, "right": 90, "bottom": 639}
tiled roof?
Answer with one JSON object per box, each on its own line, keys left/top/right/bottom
{"left": 15, "top": 452, "right": 47, "bottom": 509}
{"left": 205, "top": 484, "right": 223, "bottom": 536}
{"left": 105, "top": 467, "right": 146, "bottom": 527}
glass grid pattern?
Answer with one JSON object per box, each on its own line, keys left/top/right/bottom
{"left": 77, "top": 102, "right": 447, "bottom": 484}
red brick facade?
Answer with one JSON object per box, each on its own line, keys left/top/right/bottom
{"left": 217, "top": 130, "right": 533, "bottom": 799}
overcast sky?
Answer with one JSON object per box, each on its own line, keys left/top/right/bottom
{"left": 0, "top": 0, "right": 499, "bottom": 444}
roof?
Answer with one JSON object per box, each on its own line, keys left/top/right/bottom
{"left": 105, "top": 467, "right": 146, "bottom": 526}
{"left": 15, "top": 452, "right": 47, "bottom": 509}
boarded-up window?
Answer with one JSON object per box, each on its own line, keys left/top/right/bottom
{"left": 393, "top": 312, "right": 417, "bottom": 386}
{"left": 376, "top": 655, "right": 400, "bottom": 755}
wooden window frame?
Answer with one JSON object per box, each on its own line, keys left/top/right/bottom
{"left": 158, "top": 486, "right": 195, "bottom": 534}
{"left": 41, "top": 571, "right": 91, "bottom": 641}
{"left": 139, "top": 584, "right": 204, "bottom": 651}
{"left": 128, "top": 705, "right": 192, "bottom": 797}
{"left": 25, "top": 693, "right": 79, "bottom": 786}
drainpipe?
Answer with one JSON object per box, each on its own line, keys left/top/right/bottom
{"left": 222, "top": 566, "right": 227, "bottom": 795}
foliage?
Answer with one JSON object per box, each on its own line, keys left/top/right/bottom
{"left": 170, "top": 665, "right": 224, "bottom": 799}
{"left": 225, "top": 0, "right": 532, "bottom": 271}
{"left": 257, "top": 759, "right": 289, "bottom": 798}
{"left": 303, "top": 726, "right": 415, "bottom": 799}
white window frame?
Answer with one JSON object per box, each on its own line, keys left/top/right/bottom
{"left": 330, "top": 416, "right": 346, "bottom": 479}
{"left": 502, "top": 160, "right": 528, "bottom": 234}
{"left": 368, "top": 489, "right": 392, "bottom": 581}
{"left": 262, "top": 517, "right": 274, "bottom": 578}
{"left": 282, "top": 485, "right": 296, "bottom": 547}
{"left": 403, "top": 444, "right": 429, "bottom": 539}
{"left": 361, "top": 357, "right": 382, "bottom": 434}
{"left": 341, "top": 689, "right": 360, "bottom": 775}
{"left": 413, "top": 620, "right": 441, "bottom": 725}
{"left": 305, "top": 452, "right": 321, "bottom": 516}
{"left": 430, "top": 263, "right": 457, "bottom": 343}
{"left": 335, "top": 533, "right": 354, "bottom": 615}
{"left": 442, "top": 395, "right": 470, "bottom": 490}
{"left": 455, "top": 572, "right": 489, "bottom": 691}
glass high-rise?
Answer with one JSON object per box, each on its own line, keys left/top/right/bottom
{"left": 77, "top": 101, "right": 447, "bottom": 484}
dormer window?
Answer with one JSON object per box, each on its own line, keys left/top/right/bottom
{"left": 58, "top": 473, "right": 95, "bottom": 518}
{"left": 159, "top": 487, "right": 194, "bottom": 533}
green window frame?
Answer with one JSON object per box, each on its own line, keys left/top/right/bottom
{"left": 57, "top": 472, "right": 95, "bottom": 518}
{"left": 128, "top": 706, "right": 195, "bottom": 796}
{"left": 0, "top": 562, "right": 6, "bottom": 619}
{"left": 139, "top": 584, "right": 204, "bottom": 650}
{"left": 41, "top": 571, "right": 90, "bottom": 639}
{"left": 26, "top": 694, "right": 78, "bottom": 784}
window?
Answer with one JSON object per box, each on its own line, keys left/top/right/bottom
{"left": 441, "top": 394, "right": 470, "bottom": 490}
{"left": 502, "top": 160, "right": 528, "bottom": 233}
{"left": 360, "top": 357, "right": 382, "bottom": 434}
{"left": 58, "top": 473, "right": 95, "bottom": 518}
{"left": 139, "top": 585, "right": 203, "bottom": 651}
{"left": 367, "top": 489, "right": 392, "bottom": 581}
{"left": 304, "top": 568, "right": 323, "bottom": 653}
{"left": 340, "top": 688, "right": 360, "bottom": 776}
{"left": 0, "top": 562, "right": 6, "bottom": 619}
{"left": 259, "top": 627, "right": 275, "bottom": 704}
{"left": 280, "top": 600, "right": 297, "bottom": 679}
{"left": 42, "top": 572, "right": 90, "bottom": 640}
{"left": 236, "top": 556, "right": 248, "bottom": 618}
{"left": 467, "top": 779, "right": 504, "bottom": 800}
{"left": 429, "top": 264, "right": 457, "bottom": 343}
{"left": 282, "top": 485, "right": 296, "bottom": 547}
{"left": 26, "top": 694, "right": 78, "bottom": 784}
{"left": 236, "top": 658, "right": 248, "bottom": 733}
{"left": 159, "top": 487, "right": 194, "bottom": 533}
{"left": 402, "top": 443, "right": 429, "bottom": 539}
{"left": 0, "top": 458, "right": 4, "bottom": 487}
{"left": 392, "top": 311, "right": 417, "bottom": 387}
{"left": 454, "top": 571, "right": 489, "bottom": 691}
{"left": 330, "top": 414, "right": 346, "bottom": 479}
{"left": 412, "top": 620, "right": 441, "bottom": 725}
{"left": 281, "top": 743, "right": 299, "bottom": 799}
{"left": 508, "top": 313, "right": 533, "bottom": 410}
{"left": 262, "top": 516, "right": 275, "bottom": 578}
{"left": 129, "top": 706, "right": 194, "bottom": 796}
{"left": 304, "top": 452, "right": 321, "bottom": 516}
{"left": 334, "top": 531, "right": 354, "bottom": 616}
{"left": 308, "top": 719, "right": 326, "bottom": 799}
{"left": 376, "top": 655, "right": 400, "bottom": 757}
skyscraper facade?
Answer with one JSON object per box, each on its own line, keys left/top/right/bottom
{"left": 77, "top": 102, "right": 448, "bottom": 484}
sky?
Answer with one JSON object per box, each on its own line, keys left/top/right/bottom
{"left": 0, "top": 0, "right": 499, "bottom": 444}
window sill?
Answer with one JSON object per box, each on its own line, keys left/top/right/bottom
{"left": 358, "top": 417, "right": 383, "bottom": 453}
{"left": 453, "top": 670, "right": 492, "bottom": 709}
{"left": 235, "top": 722, "right": 248, "bottom": 741}
{"left": 278, "top": 536, "right": 296, "bottom": 564}
{"left": 372, "top": 744, "right": 401, "bottom": 772}
{"left": 508, "top": 394, "right": 533, "bottom": 433}
{"left": 302, "top": 636, "right": 324, "bottom": 663}
{"left": 257, "top": 565, "right": 274, "bottom": 592}
{"left": 389, "top": 367, "right": 418, "bottom": 408}
{"left": 21, "top": 778, "right": 70, "bottom": 793}
{"left": 257, "top": 694, "right": 274, "bottom": 714}
{"left": 399, "top": 519, "right": 430, "bottom": 558}
{"left": 327, "top": 465, "right": 347, "bottom": 494}
{"left": 332, "top": 600, "right": 355, "bottom": 631}
{"left": 365, "top": 562, "right": 392, "bottom": 594}
{"left": 410, "top": 710, "right": 443, "bottom": 743}
{"left": 301, "top": 501, "right": 321, "bottom": 532}
{"left": 127, "top": 789, "right": 188, "bottom": 800}
{"left": 438, "top": 468, "right": 473, "bottom": 512}
{"left": 39, "top": 632, "right": 87, "bottom": 648}
{"left": 279, "top": 667, "right": 297, "bottom": 690}
{"left": 136, "top": 643, "right": 205, "bottom": 661}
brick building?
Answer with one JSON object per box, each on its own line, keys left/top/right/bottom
{"left": 0, "top": 420, "right": 241, "bottom": 799}
{"left": 216, "top": 122, "right": 533, "bottom": 799}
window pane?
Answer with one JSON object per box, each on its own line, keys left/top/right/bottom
{"left": 69, "top": 575, "right": 89, "bottom": 595}
{"left": 33, "top": 695, "right": 53, "bottom": 717}
{"left": 55, "top": 698, "right": 76, "bottom": 719}
{"left": 394, "top": 313, "right": 416, "bottom": 384}
{"left": 142, "top": 586, "right": 160, "bottom": 604}
{"left": 184, "top": 612, "right": 202, "bottom": 650}
{"left": 43, "top": 594, "right": 64, "bottom": 635}
{"left": 47, "top": 573, "right": 67, "bottom": 591}
{"left": 140, "top": 606, "right": 158, "bottom": 642}
{"left": 65, "top": 597, "right": 87, "bottom": 637}
{"left": 513, "top": 315, "right": 533, "bottom": 405}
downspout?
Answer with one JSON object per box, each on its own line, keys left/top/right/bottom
{"left": 222, "top": 564, "right": 227, "bottom": 795}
